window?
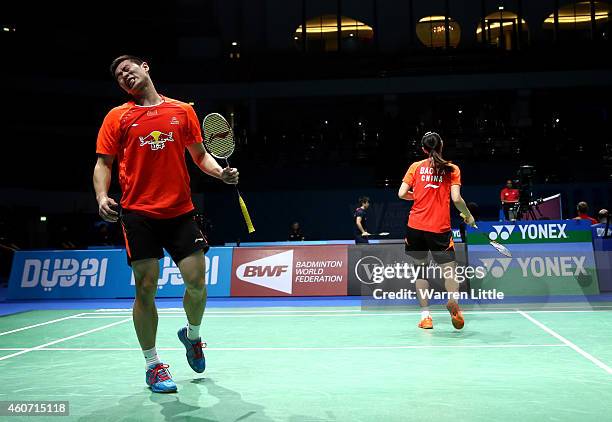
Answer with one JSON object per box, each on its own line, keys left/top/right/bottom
{"left": 294, "top": 15, "right": 374, "bottom": 52}
{"left": 416, "top": 16, "right": 461, "bottom": 48}
{"left": 543, "top": 1, "right": 611, "bottom": 40}
{"left": 477, "top": 11, "right": 529, "bottom": 50}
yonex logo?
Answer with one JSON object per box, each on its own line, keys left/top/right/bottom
{"left": 517, "top": 256, "right": 586, "bottom": 277}
{"left": 236, "top": 250, "right": 294, "bottom": 293}
{"left": 517, "top": 223, "right": 567, "bottom": 240}
{"left": 479, "top": 256, "right": 588, "bottom": 279}
{"left": 21, "top": 258, "right": 108, "bottom": 291}
{"left": 479, "top": 258, "right": 512, "bottom": 278}
{"left": 488, "top": 225, "right": 515, "bottom": 241}
{"left": 354, "top": 255, "right": 385, "bottom": 285}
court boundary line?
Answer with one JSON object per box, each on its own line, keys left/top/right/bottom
{"left": 92, "top": 304, "right": 612, "bottom": 314}
{"left": 0, "top": 318, "right": 131, "bottom": 362}
{"left": 517, "top": 310, "right": 612, "bottom": 375}
{"left": 71, "top": 309, "right": 612, "bottom": 319}
{"left": 0, "top": 313, "right": 86, "bottom": 337}
{"left": 0, "top": 344, "right": 567, "bottom": 352}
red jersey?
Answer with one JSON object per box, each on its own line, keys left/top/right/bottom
{"left": 577, "top": 213, "right": 598, "bottom": 225}
{"left": 403, "top": 159, "right": 461, "bottom": 233}
{"left": 501, "top": 187, "right": 520, "bottom": 202}
{"left": 96, "top": 96, "right": 203, "bottom": 219}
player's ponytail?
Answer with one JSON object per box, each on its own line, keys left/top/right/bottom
{"left": 421, "top": 132, "right": 451, "bottom": 172}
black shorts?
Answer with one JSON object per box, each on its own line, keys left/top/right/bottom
{"left": 404, "top": 226, "right": 455, "bottom": 264}
{"left": 120, "top": 210, "right": 209, "bottom": 266}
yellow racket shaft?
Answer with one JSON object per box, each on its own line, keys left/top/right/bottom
{"left": 238, "top": 193, "right": 255, "bottom": 233}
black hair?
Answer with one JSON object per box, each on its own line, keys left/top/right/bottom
{"left": 421, "top": 131, "right": 451, "bottom": 172}
{"left": 358, "top": 196, "right": 370, "bottom": 206}
{"left": 577, "top": 201, "right": 589, "bottom": 214}
{"left": 109, "top": 55, "right": 145, "bottom": 78}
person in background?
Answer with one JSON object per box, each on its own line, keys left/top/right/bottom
{"left": 573, "top": 202, "right": 598, "bottom": 225}
{"left": 93, "top": 221, "right": 114, "bottom": 246}
{"left": 354, "top": 196, "right": 371, "bottom": 244}
{"left": 597, "top": 209, "right": 609, "bottom": 224}
{"left": 500, "top": 180, "right": 519, "bottom": 221}
{"left": 58, "top": 225, "right": 77, "bottom": 250}
{"left": 288, "top": 222, "right": 305, "bottom": 241}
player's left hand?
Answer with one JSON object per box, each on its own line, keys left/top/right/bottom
{"left": 221, "top": 167, "right": 239, "bottom": 184}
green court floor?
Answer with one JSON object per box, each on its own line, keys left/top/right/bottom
{"left": 1, "top": 304, "right": 612, "bottom": 421}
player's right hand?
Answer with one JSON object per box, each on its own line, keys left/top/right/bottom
{"left": 98, "top": 196, "right": 119, "bottom": 222}
{"left": 361, "top": 232, "right": 371, "bottom": 237}
{"left": 461, "top": 213, "right": 476, "bottom": 228}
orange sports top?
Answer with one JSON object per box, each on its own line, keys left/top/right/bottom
{"left": 403, "top": 158, "right": 461, "bottom": 233}
{"left": 96, "top": 96, "right": 203, "bottom": 219}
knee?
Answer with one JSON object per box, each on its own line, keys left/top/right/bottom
{"left": 184, "top": 275, "right": 206, "bottom": 295}
{"left": 134, "top": 276, "right": 158, "bottom": 302}
{"left": 415, "top": 279, "right": 429, "bottom": 288}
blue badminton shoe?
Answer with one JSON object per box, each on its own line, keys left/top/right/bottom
{"left": 177, "top": 327, "right": 206, "bottom": 373}
{"left": 146, "top": 363, "right": 177, "bottom": 393}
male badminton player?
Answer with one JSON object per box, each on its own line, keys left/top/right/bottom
{"left": 93, "top": 55, "right": 239, "bottom": 393}
{"left": 398, "top": 132, "right": 475, "bottom": 330}
{"left": 354, "top": 196, "right": 371, "bottom": 244}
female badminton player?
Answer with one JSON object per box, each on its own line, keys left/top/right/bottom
{"left": 398, "top": 132, "right": 476, "bottom": 330}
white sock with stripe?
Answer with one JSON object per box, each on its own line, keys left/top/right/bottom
{"left": 187, "top": 323, "right": 201, "bottom": 341}
{"left": 143, "top": 347, "right": 161, "bottom": 369}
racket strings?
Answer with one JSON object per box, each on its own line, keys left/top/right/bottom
{"left": 203, "top": 115, "right": 235, "bottom": 159}
{"left": 490, "top": 241, "right": 512, "bottom": 257}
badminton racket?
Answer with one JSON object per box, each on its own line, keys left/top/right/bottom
{"left": 202, "top": 113, "right": 255, "bottom": 234}
{"left": 461, "top": 213, "right": 511, "bottom": 257}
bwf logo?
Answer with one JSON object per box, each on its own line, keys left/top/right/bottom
{"left": 236, "top": 250, "right": 294, "bottom": 293}
{"left": 488, "top": 225, "right": 515, "bottom": 241}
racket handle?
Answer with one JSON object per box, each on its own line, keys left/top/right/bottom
{"left": 238, "top": 193, "right": 255, "bottom": 233}
{"left": 460, "top": 212, "right": 477, "bottom": 229}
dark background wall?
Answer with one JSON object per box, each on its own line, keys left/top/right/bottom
{"left": 0, "top": 0, "right": 611, "bottom": 251}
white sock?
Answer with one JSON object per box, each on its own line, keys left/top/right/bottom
{"left": 421, "top": 308, "right": 431, "bottom": 319}
{"left": 143, "top": 347, "right": 161, "bottom": 369}
{"left": 187, "top": 323, "right": 201, "bottom": 341}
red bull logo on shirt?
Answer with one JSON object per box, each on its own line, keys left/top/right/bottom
{"left": 139, "top": 130, "right": 174, "bottom": 151}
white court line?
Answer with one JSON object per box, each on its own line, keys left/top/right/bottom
{"left": 0, "top": 313, "right": 86, "bottom": 337}
{"left": 93, "top": 304, "right": 612, "bottom": 313}
{"left": 91, "top": 305, "right": 612, "bottom": 315}
{"left": 517, "top": 310, "right": 612, "bottom": 375}
{"left": 0, "top": 318, "right": 131, "bottom": 362}
{"left": 0, "top": 344, "right": 567, "bottom": 352}
{"left": 74, "top": 309, "right": 612, "bottom": 319}
{"left": 76, "top": 311, "right": 526, "bottom": 319}
{"left": 94, "top": 308, "right": 365, "bottom": 314}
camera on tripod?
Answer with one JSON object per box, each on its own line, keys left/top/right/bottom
{"left": 513, "top": 165, "right": 544, "bottom": 220}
